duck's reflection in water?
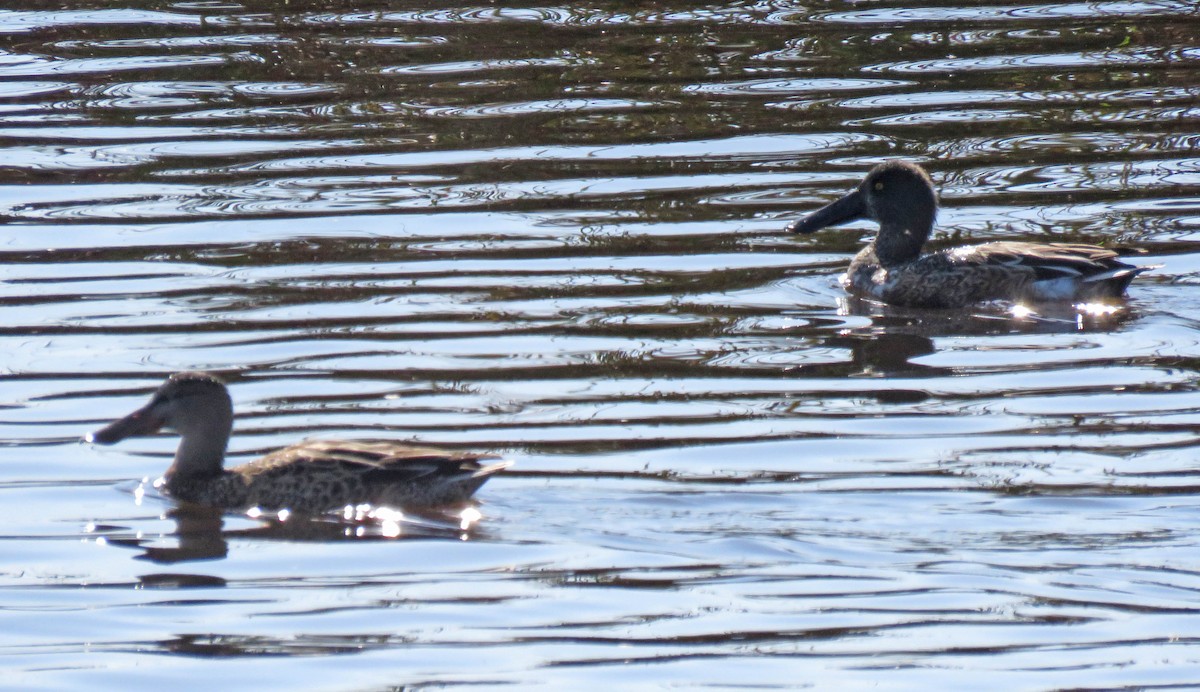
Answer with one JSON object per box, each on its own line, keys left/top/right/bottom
{"left": 839, "top": 293, "right": 1138, "bottom": 334}
{"left": 825, "top": 295, "right": 1140, "bottom": 377}
{"left": 97, "top": 500, "right": 492, "bottom": 566}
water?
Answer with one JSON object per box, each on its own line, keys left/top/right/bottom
{"left": 2, "top": 1, "right": 1200, "bottom": 688}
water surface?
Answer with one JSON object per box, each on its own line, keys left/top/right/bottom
{"left": 2, "top": 1, "right": 1200, "bottom": 689}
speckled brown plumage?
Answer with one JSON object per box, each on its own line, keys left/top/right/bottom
{"left": 844, "top": 241, "right": 1144, "bottom": 309}
{"left": 789, "top": 161, "right": 1150, "bottom": 308}
{"left": 166, "top": 441, "right": 504, "bottom": 513}
{"left": 87, "top": 372, "right": 509, "bottom": 513}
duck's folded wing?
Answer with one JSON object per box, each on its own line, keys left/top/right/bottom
{"left": 250, "top": 440, "right": 501, "bottom": 481}
{"left": 948, "top": 242, "right": 1132, "bottom": 281}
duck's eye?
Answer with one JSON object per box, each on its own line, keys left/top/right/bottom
{"left": 874, "top": 182, "right": 884, "bottom": 191}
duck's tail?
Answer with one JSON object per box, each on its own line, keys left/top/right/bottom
{"left": 470, "top": 460, "right": 514, "bottom": 479}
{"left": 1080, "top": 264, "right": 1157, "bottom": 299}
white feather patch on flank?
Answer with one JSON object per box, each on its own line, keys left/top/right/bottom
{"left": 1029, "top": 277, "right": 1079, "bottom": 300}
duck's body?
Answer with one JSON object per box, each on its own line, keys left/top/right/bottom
{"left": 844, "top": 239, "right": 1145, "bottom": 309}
{"left": 164, "top": 440, "right": 503, "bottom": 513}
{"left": 87, "top": 372, "right": 508, "bottom": 513}
{"left": 788, "top": 161, "right": 1149, "bottom": 308}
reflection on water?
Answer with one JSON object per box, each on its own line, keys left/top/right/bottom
{"left": 92, "top": 501, "right": 488, "bottom": 564}
{"left": 1, "top": 0, "right": 1200, "bottom": 688}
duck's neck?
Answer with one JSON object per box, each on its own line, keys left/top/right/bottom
{"left": 873, "top": 220, "right": 932, "bottom": 267}
{"left": 166, "top": 429, "right": 230, "bottom": 481}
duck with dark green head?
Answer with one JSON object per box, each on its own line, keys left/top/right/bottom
{"left": 788, "top": 161, "right": 1150, "bottom": 308}
{"left": 86, "top": 372, "right": 510, "bottom": 513}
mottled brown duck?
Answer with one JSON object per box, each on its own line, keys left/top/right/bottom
{"left": 787, "top": 160, "right": 1150, "bottom": 308}
{"left": 86, "top": 372, "right": 509, "bottom": 513}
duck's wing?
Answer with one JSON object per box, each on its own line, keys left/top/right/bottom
{"left": 242, "top": 440, "right": 507, "bottom": 482}
{"left": 947, "top": 242, "right": 1139, "bottom": 281}
{"left": 939, "top": 241, "right": 1152, "bottom": 301}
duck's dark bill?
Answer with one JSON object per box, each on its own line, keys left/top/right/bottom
{"left": 86, "top": 406, "right": 165, "bottom": 445}
{"left": 787, "top": 187, "right": 866, "bottom": 234}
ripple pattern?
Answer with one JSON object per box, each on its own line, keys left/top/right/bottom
{"left": 0, "top": 1, "right": 1199, "bottom": 689}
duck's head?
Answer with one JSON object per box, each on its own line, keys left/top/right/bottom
{"left": 787, "top": 161, "right": 938, "bottom": 265}
{"left": 86, "top": 372, "right": 234, "bottom": 472}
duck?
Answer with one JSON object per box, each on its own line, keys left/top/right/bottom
{"left": 787, "top": 160, "right": 1150, "bottom": 308}
{"left": 85, "top": 371, "right": 510, "bottom": 513}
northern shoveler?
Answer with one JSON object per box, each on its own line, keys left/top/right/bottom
{"left": 787, "top": 161, "right": 1150, "bottom": 308}
{"left": 86, "top": 372, "right": 509, "bottom": 513}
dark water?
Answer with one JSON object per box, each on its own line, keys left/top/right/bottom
{"left": 2, "top": 1, "right": 1200, "bottom": 688}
